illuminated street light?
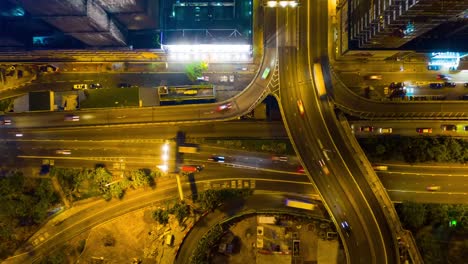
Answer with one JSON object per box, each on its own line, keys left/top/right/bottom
{"left": 265, "top": 1, "right": 299, "bottom": 8}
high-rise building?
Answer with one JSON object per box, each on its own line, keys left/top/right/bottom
{"left": 348, "top": 0, "right": 468, "bottom": 49}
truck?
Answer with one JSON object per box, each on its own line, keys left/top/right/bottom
{"left": 178, "top": 146, "right": 199, "bottom": 153}
{"left": 180, "top": 165, "right": 203, "bottom": 173}
{"left": 285, "top": 199, "right": 315, "bottom": 210}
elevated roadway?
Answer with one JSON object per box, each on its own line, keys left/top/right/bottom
{"left": 275, "top": 2, "right": 397, "bottom": 263}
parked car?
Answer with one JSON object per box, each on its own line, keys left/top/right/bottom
{"left": 441, "top": 124, "right": 457, "bottom": 131}
{"left": 379, "top": 128, "right": 392, "bottom": 134}
{"left": 229, "top": 75, "right": 235, "bottom": 82}
{"left": 89, "top": 83, "right": 102, "bottom": 89}
{"left": 360, "top": 126, "right": 374, "bottom": 132}
{"left": 118, "top": 83, "right": 136, "bottom": 88}
{"left": 416, "top": 128, "right": 432, "bottom": 134}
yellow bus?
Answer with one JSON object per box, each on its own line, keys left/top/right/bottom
{"left": 313, "top": 64, "right": 326, "bottom": 97}
{"left": 285, "top": 199, "right": 315, "bottom": 210}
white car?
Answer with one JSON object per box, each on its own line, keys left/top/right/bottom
{"left": 56, "top": 149, "right": 71, "bottom": 155}
{"left": 229, "top": 75, "right": 235, "bottom": 82}
{"left": 379, "top": 128, "right": 393, "bottom": 134}
{"left": 220, "top": 76, "right": 228, "bottom": 82}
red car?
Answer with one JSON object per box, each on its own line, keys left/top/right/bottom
{"left": 297, "top": 166, "right": 305, "bottom": 174}
{"left": 360, "top": 126, "right": 374, "bottom": 132}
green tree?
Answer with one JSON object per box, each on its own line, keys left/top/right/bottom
{"left": 185, "top": 61, "right": 208, "bottom": 82}
{"left": 152, "top": 209, "right": 169, "bottom": 225}
{"left": 171, "top": 202, "right": 190, "bottom": 224}
{"left": 397, "top": 201, "right": 427, "bottom": 230}
{"left": 109, "top": 183, "right": 124, "bottom": 199}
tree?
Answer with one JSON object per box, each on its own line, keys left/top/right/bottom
{"left": 397, "top": 202, "right": 427, "bottom": 230}
{"left": 185, "top": 61, "right": 208, "bottom": 82}
{"left": 171, "top": 202, "right": 189, "bottom": 224}
{"left": 152, "top": 209, "right": 169, "bottom": 225}
{"left": 109, "top": 183, "right": 124, "bottom": 199}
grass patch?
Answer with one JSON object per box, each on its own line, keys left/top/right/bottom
{"left": 80, "top": 88, "right": 139, "bottom": 108}
{"left": 205, "top": 139, "right": 295, "bottom": 155}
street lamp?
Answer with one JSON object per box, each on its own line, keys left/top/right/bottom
{"left": 265, "top": 1, "right": 299, "bottom": 8}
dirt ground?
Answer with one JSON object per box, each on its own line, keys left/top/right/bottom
{"left": 58, "top": 206, "right": 196, "bottom": 264}
{"left": 210, "top": 215, "right": 332, "bottom": 264}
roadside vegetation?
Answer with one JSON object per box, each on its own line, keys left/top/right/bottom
{"left": 396, "top": 202, "right": 468, "bottom": 264}
{"left": 0, "top": 98, "right": 13, "bottom": 112}
{"left": 80, "top": 87, "right": 139, "bottom": 108}
{"left": 185, "top": 61, "right": 208, "bottom": 82}
{"left": 0, "top": 170, "right": 59, "bottom": 260}
{"left": 51, "top": 167, "right": 159, "bottom": 201}
{"left": 358, "top": 136, "right": 468, "bottom": 163}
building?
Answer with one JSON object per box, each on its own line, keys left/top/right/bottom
{"left": 347, "top": 0, "right": 468, "bottom": 49}
{"left": 0, "top": 0, "right": 160, "bottom": 48}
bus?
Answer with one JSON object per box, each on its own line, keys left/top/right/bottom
{"left": 285, "top": 199, "right": 315, "bottom": 210}
{"left": 261, "top": 67, "right": 271, "bottom": 79}
{"left": 313, "top": 64, "right": 326, "bottom": 97}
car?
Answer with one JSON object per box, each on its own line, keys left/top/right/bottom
{"left": 437, "top": 74, "right": 451, "bottom": 81}
{"left": 64, "top": 114, "right": 79, "bottom": 121}
{"left": 272, "top": 156, "right": 288, "bottom": 162}
{"left": 441, "top": 124, "right": 457, "bottom": 131}
{"left": 465, "top": 83, "right": 468, "bottom": 88}
{"left": 89, "top": 83, "right": 102, "bottom": 89}
{"left": 229, "top": 75, "right": 235, "bottom": 82}
{"left": 318, "top": 159, "right": 330, "bottom": 175}
{"left": 416, "top": 128, "right": 432, "bottom": 134}
{"left": 220, "top": 75, "right": 228, "bottom": 82}
{"left": 426, "top": 185, "right": 441, "bottom": 192}
{"left": 366, "top": 74, "right": 382, "bottom": 80}
{"left": 118, "top": 83, "right": 136, "bottom": 88}
{"left": 15, "top": 133, "right": 23, "bottom": 137}
{"left": 297, "top": 100, "right": 305, "bottom": 116}
{"left": 429, "top": 83, "right": 443, "bottom": 89}
{"left": 444, "top": 82, "right": 456, "bottom": 87}
{"left": 0, "top": 119, "right": 11, "bottom": 125}
{"left": 196, "top": 76, "right": 209, "bottom": 82}
{"left": 379, "top": 128, "right": 392, "bottom": 134}
{"left": 56, "top": 149, "right": 71, "bottom": 155}
{"left": 297, "top": 166, "right": 305, "bottom": 173}
{"left": 208, "top": 155, "right": 225, "bottom": 163}
{"left": 340, "top": 221, "right": 352, "bottom": 237}
{"left": 217, "top": 103, "right": 232, "bottom": 112}
{"left": 73, "top": 84, "right": 88, "bottom": 90}
{"left": 465, "top": 125, "right": 468, "bottom": 131}
{"left": 360, "top": 126, "right": 374, "bottom": 132}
